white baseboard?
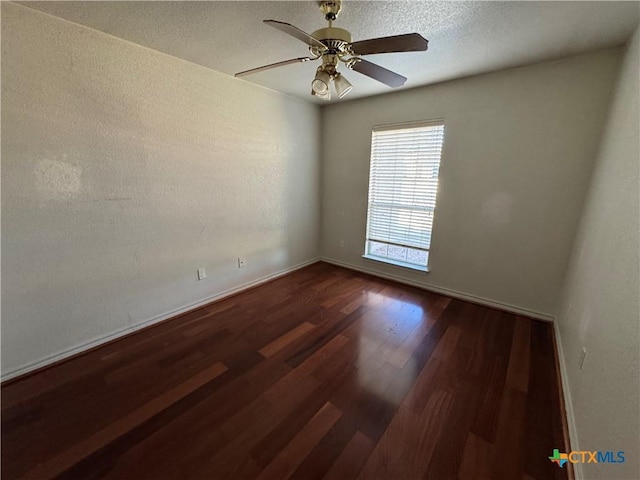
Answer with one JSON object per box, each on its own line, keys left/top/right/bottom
{"left": 320, "top": 257, "right": 554, "bottom": 322}
{"left": 553, "top": 319, "right": 582, "bottom": 480}
{"left": 1, "top": 258, "right": 320, "bottom": 383}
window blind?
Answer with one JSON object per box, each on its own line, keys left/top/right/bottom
{"left": 365, "top": 120, "right": 445, "bottom": 268}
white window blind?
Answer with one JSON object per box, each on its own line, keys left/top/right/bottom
{"left": 364, "top": 120, "right": 445, "bottom": 270}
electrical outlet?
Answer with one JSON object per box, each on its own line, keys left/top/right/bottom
{"left": 339, "top": 240, "right": 345, "bottom": 248}
{"left": 238, "top": 257, "right": 246, "bottom": 268}
{"left": 197, "top": 268, "right": 206, "bottom": 280}
{"left": 579, "top": 347, "right": 587, "bottom": 370}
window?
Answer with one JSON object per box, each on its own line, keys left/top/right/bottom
{"left": 363, "top": 120, "right": 445, "bottom": 271}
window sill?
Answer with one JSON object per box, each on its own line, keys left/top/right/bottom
{"left": 362, "top": 254, "right": 429, "bottom": 273}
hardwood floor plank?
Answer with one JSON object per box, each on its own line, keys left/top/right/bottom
{"left": 524, "top": 321, "right": 569, "bottom": 480}
{"left": 458, "top": 432, "right": 494, "bottom": 480}
{"left": 392, "top": 315, "right": 452, "bottom": 415}
{"left": 308, "top": 336, "right": 357, "bottom": 383}
{"left": 250, "top": 363, "right": 356, "bottom": 470}
{"left": 356, "top": 406, "right": 419, "bottom": 480}
{"left": 284, "top": 306, "right": 367, "bottom": 368}
{"left": 357, "top": 388, "right": 454, "bottom": 480}
{"left": 3, "top": 324, "right": 230, "bottom": 461}
{"left": 505, "top": 316, "right": 531, "bottom": 393}
{"left": 1, "top": 263, "right": 570, "bottom": 480}
{"left": 433, "top": 324, "right": 462, "bottom": 361}
{"left": 99, "top": 347, "right": 317, "bottom": 478}
{"left": 85, "top": 365, "right": 291, "bottom": 479}
{"left": 470, "top": 354, "right": 509, "bottom": 444}
{"left": 20, "top": 362, "right": 228, "bottom": 480}
{"left": 386, "top": 302, "right": 442, "bottom": 369}
{"left": 396, "top": 388, "right": 454, "bottom": 477}
{"left": 449, "top": 303, "right": 489, "bottom": 376}
{"left": 321, "top": 430, "right": 375, "bottom": 480}
{"left": 423, "top": 374, "right": 481, "bottom": 480}
{"left": 258, "top": 322, "right": 316, "bottom": 358}
{"left": 137, "top": 396, "right": 276, "bottom": 480}
{"left": 469, "top": 310, "right": 514, "bottom": 444}
{"left": 189, "top": 383, "right": 323, "bottom": 480}
{"left": 259, "top": 334, "right": 351, "bottom": 414}
{"left": 288, "top": 413, "right": 359, "bottom": 480}
{"left": 401, "top": 355, "right": 447, "bottom": 415}
{"left": 256, "top": 402, "right": 343, "bottom": 480}
{"left": 491, "top": 387, "right": 528, "bottom": 480}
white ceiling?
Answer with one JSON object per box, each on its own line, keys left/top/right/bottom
{"left": 21, "top": 1, "right": 640, "bottom": 104}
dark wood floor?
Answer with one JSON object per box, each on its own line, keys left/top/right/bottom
{"left": 2, "top": 262, "right": 569, "bottom": 480}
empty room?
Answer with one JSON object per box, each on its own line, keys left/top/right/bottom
{"left": 1, "top": 1, "right": 639, "bottom": 479}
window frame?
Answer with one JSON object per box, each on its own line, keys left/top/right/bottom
{"left": 362, "top": 119, "right": 445, "bottom": 272}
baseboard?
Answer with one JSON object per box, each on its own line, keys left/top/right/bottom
{"left": 1, "top": 257, "right": 320, "bottom": 383}
{"left": 553, "top": 319, "right": 582, "bottom": 480}
{"left": 320, "top": 257, "right": 554, "bottom": 322}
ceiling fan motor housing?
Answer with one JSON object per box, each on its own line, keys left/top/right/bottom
{"left": 310, "top": 27, "right": 352, "bottom": 60}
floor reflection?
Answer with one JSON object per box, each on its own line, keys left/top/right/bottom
{"left": 354, "top": 288, "right": 433, "bottom": 407}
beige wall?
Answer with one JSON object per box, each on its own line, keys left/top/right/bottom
{"left": 1, "top": 3, "right": 321, "bottom": 378}
{"left": 556, "top": 26, "right": 639, "bottom": 480}
{"left": 321, "top": 49, "right": 621, "bottom": 318}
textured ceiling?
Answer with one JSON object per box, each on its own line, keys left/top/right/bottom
{"left": 20, "top": 1, "right": 640, "bottom": 104}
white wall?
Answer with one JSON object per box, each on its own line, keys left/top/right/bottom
{"left": 321, "top": 49, "right": 621, "bottom": 318}
{"left": 1, "top": 3, "right": 321, "bottom": 378}
{"left": 556, "top": 26, "right": 639, "bottom": 480}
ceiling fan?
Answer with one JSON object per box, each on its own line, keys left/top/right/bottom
{"left": 235, "top": 0, "right": 428, "bottom": 100}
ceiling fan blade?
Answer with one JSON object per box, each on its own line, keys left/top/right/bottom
{"left": 349, "top": 33, "right": 428, "bottom": 55}
{"left": 263, "top": 20, "right": 326, "bottom": 49}
{"left": 235, "top": 57, "right": 313, "bottom": 77}
{"left": 349, "top": 59, "right": 407, "bottom": 88}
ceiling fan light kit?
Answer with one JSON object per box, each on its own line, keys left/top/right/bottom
{"left": 235, "top": 0, "right": 428, "bottom": 101}
{"left": 333, "top": 73, "right": 353, "bottom": 98}
{"left": 312, "top": 66, "right": 331, "bottom": 95}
